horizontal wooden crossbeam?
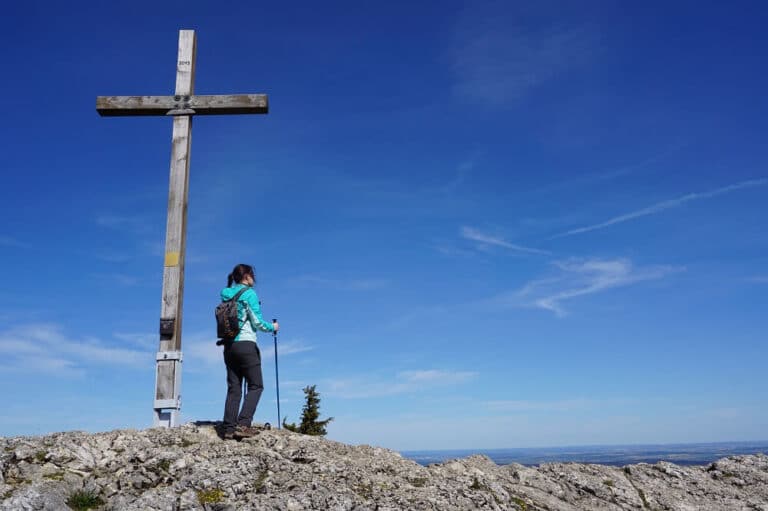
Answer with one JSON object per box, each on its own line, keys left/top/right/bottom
{"left": 96, "top": 94, "right": 268, "bottom": 116}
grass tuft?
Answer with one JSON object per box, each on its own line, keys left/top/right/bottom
{"left": 469, "top": 476, "right": 489, "bottom": 491}
{"left": 196, "top": 488, "right": 225, "bottom": 505}
{"left": 66, "top": 489, "right": 104, "bottom": 511}
{"left": 638, "top": 488, "right": 650, "bottom": 509}
{"left": 512, "top": 496, "right": 528, "bottom": 510}
{"left": 254, "top": 470, "right": 268, "bottom": 492}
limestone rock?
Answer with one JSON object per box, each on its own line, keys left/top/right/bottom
{"left": 1, "top": 423, "right": 766, "bottom": 510}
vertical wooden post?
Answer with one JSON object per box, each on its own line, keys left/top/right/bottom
{"left": 154, "top": 30, "right": 197, "bottom": 427}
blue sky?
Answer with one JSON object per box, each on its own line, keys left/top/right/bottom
{"left": 1, "top": 1, "right": 766, "bottom": 451}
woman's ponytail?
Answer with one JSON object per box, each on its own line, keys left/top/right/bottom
{"left": 227, "top": 264, "right": 255, "bottom": 287}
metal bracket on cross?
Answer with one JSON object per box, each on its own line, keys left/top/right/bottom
{"left": 166, "top": 108, "right": 196, "bottom": 116}
{"left": 156, "top": 351, "right": 183, "bottom": 362}
{"left": 167, "top": 96, "right": 196, "bottom": 116}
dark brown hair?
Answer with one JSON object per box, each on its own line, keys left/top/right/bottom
{"left": 227, "top": 263, "right": 255, "bottom": 287}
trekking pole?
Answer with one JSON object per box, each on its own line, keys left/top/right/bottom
{"left": 272, "top": 318, "right": 281, "bottom": 429}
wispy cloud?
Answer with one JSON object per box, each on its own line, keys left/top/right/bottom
{"left": 387, "top": 305, "right": 449, "bottom": 330}
{"left": 0, "top": 236, "right": 29, "bottom": 248}
{"left": 747, "top": 275, "right": 768, "bottom": 284}
{"left": 183, "top": 332, "right": 312, "bottom": 370}
{"left": 262, "top": 340, "right": 313, "bottom": 359}
{"left": 290, "top": 275, "right": 389, "bottom": 291}
{"left": 113, "top": 332, "right": 157, "bottom": 349}
{"left": 96, "top": 214, "right": 147, "bottom": 232}
{"left": 452, "top": 17, "right": 597, "bottom": 105}
{"left": 399, "top": 369, "right": 476, "bottom": 385}
{"left": 461, "top": 226, "right": 550, "bottom": 255}
{"left": 96, "top": 214, "right": 163, "bottom": 241}
{"left": 491, "top": 257, "right": 682, "bottom": 316}
{"left": 552, "top": 178, "right": 768, "bottom": 238}
{"left": 483, "top": 398, "right": 597, "bottom": 413}
{"left": 434, "top": 243, "right": 478, "bottom": 258}
{"left": 90, "top": 273, "right": 142, "bottom": 287}
{"left": 437, "top": 157, "right": 480, "bottom": 195}
{"left": 330, "top": 401, "right": 768, "bottom": 451}
{"left": 90, "top": 251, "right": 134, "bottom": 263}
{"left": 532, "top": 147, "right": 683, "bottom": 195}
{"left": 324, "top": 369, "right": 477, "bottom": 399}
{"left": 183, "top": 336, "right": 224, "bottom": 368}
{"left": 0, "top": 324, "right": 152, "bottom": 376}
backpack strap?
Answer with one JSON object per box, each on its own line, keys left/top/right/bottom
{"left": 228, "top": 286, "right": 251, "bottom": 331}
{"left": 228, "top": 286, "right": 250, "bottom": 303}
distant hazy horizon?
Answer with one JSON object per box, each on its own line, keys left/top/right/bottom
{"left": 402, "top": 440, "right": 768, "bottom": 467}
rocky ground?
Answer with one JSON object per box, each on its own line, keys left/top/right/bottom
{"left": 1, "top": 423, "right": 767, "bottom": 510}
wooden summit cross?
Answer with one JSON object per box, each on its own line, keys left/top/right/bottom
{"left": 96, "top": 29, "right": 268, "bottom": 427}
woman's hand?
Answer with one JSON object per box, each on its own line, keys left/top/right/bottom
{"left": 272, "top": 320, "right": 279, "bottom": 332}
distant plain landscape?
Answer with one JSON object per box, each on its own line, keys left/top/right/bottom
{"left": 402, "top": 441, "right": 768, "bottom": 467}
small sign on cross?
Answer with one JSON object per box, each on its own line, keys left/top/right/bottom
{"left": 96, "top": 29, "right": 269, "bottom": 428}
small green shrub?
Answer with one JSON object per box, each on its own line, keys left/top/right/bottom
{"left": 512, "top": 496, "right": 528, "bottom": 510}
{"left": 353, "top": 482, "right": 374, "bottom": 499}
{"left": 253, "top": 471, "right": 268, "bottom": 492}
{"left": 603, "top": 479, "right": 615, "bottom": 487}
{"left": 197, "top": 488, "right": 225, "bottom": 505}
{"left": 34, "top": 451, "right": 47, "bottom": 463}
{"left": 158, "top": 459, "right": 171, "bottom": 472}
{"left": 43, "top": 471, "right": 65, "bottom": 481}
{"left": 469, "top": 477, "right": 489, "bottom": 491}
{"left": 410, "top": 477, "right": 427, "bottom": 487}
{"left": 282, "top": 385, "right": 333, "bottom": 436}
{"left": 638, "top": 488, "right": 650, "bottom": 509}
{"left": 66, "top": 489, "right": 104, "bottom": 511}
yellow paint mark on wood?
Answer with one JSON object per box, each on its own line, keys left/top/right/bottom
{"left": 164, "top": 252, "right": 180, "bottom": 267}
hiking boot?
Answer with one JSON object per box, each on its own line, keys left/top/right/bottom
{"left": 223, "top": 431, "right": 235, "bottom": 440}
{"left": 233, "top": 425, "right": 258, "bottom": 439}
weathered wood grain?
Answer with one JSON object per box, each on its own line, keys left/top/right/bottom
{"left": 96, "top": 94, "right": 268, "bottom": 116}
{"left": 155, "top": 30, "right": 195, "bottom": 407}
{"left": 176, "top": 29, "right": 196, "bottom": 98}
{"left": 155, "top": 360, "right": 177, "bottom": 401}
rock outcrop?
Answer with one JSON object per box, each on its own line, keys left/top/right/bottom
{"left": 1, "top": 423, "right": 767, "bottom": 510}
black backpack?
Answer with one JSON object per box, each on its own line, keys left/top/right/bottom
{"left": 215, "top": 287, "right": 250, "bottom": 340}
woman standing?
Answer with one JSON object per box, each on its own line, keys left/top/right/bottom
{"left": 220, "top": 263, "right": 278, "bottom": 440}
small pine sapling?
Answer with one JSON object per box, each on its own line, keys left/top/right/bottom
{"left": 283, "top": 385, "right": 334, "bottom": 436}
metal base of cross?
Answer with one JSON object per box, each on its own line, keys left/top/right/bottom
{"left": 153, "top": 408, "right": 181, "bottom": 427}
{"left": 153, "top": 350, "right": 183, "bottom": 427}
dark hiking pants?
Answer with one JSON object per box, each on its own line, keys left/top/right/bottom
{"left": 223, "top": 340, "right": 264, "bottom": 434}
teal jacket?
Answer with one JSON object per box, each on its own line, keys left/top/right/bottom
{"left": 220, "top": 284, "right": 275, "bottom": 342}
